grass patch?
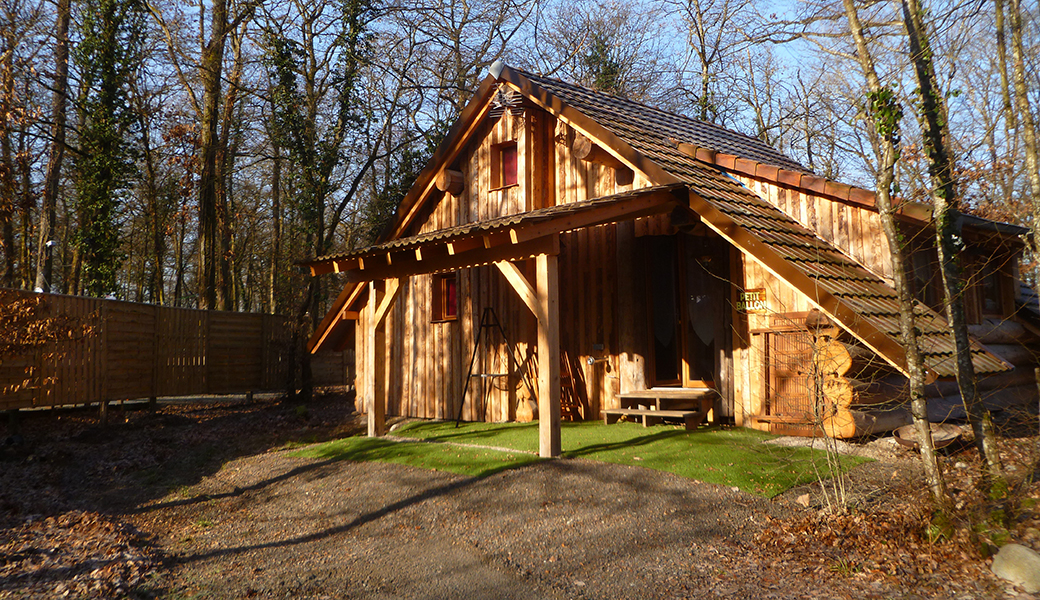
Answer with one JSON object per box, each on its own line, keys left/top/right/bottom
{"left": 394, "top": 420, "right": 870, "bottom": 497}
{"left": 290, "top": 436, "right": 542, "bottom": 478}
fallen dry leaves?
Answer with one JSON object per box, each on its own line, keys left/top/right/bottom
{"left": 0, "top": 511, "right": 159, "bottom": 598}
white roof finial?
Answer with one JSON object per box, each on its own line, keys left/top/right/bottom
{"left": 489, "top": 60, "right": 505, "bottom": 78}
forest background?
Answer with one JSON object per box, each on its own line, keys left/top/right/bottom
{"left": 0, "top": 0, "right": 1037, "bottom": 329}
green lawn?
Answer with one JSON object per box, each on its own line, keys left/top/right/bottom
{"left": 293, "top": 420, "right": 870, "bottom": 498}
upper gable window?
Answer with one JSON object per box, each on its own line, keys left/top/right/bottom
{"left": 491, "top": 141, "right": 518, "bottom": 189}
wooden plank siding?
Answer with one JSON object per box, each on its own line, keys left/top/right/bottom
{"left": 361, "top": 110, "right": 664, "bottom": 423}
{"left": 733, "top": 174, "right": 894, "bottom": 283}
{"left": 0, "top": 290, "right": 341, "bottom": 411}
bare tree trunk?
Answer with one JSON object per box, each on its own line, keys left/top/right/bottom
{"left": 842, "top": 0, "right": 948, "bottom": 506}
{"left": 174, "top": 212, "right": 186, "bottom": 307}
{"left": 995, "top": 0, "right": 1017, "bottom": 132}
{"left": 215, "top": 26, "right": 245, "bottom": 311}
{"left": 1008, "top": 0, "right": 1040, "bottom": 462}
{"left": 902, "top": 0, "right": 1005, "bottom": 492}
{"left": 34, "top": 0, "right": 70, "bottom": 294}
{"left": 1009, "top": 0, "right": 1040, "bottom": 230}
{"left": 196, "top": 0, "right": 227, "bottom": 310}
{"left": 0, "top": 21, "right": 16, "bottom": 288}
{"left": 268, "top": 138, "right": 281, "bottom": 314}
{"left": 17, "top": 125, "right": 31, "bottom": 290}
{"left": 138, "top": 98, "right": 164, "bottom": 304}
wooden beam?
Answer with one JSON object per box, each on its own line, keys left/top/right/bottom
{"left": 509, "top": 186, "right": 681, "bottom": 245}
{"left": 436, "top": 169, "right": 465, "bottom": 196}
{"left": 309, "top": 256, "right": 360, "bottom": 276}
{"left": 389, "top": 77, "right": 499, "bottom": 239}
{"left": 373, "top": 277, "right": 401, "bottom": 327}
{"left": 309, "top": 282, "right": 365, "bottom": 353}
{"left": 345, "top": 235, "right": 559, "bottom": 283}
{"left": 494, "top": 260, "right": 547, "bottom": 324}
{"left": 573, "top": 133, "right": 634, "bottom": 186}
{"left": 306, "top": 185, "right": 680, "bottom": 279}
{"left": 572, "top": 133, "right": 626, "bottom": 170}
{"left": 536, "top": 253, "right": 561, "bottom": 458}
{"left": 497, "top": 68, "right": 681, "bottom": 188}
{"left": 365, "top": 282, "right": 385, "bottom": 437}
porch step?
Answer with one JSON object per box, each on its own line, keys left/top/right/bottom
{"left": 619, "top": 388, "right": 718, "bottom": 416}
{"left": 601, "top": 408, "right": 706, "bottom": 432}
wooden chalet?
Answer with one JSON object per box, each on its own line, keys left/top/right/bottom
{"left": 303, "top": 62, "right": 1037, "bottom": 457}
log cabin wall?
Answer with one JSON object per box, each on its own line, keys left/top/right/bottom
{"left": 733, "top": 174, "right": 895, "bottom": 284}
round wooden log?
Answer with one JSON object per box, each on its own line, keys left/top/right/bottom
{"left": 813, "top": 339, "right": 872, "bottom": 377}
{"left": 805, "top": 309, "right": 834, "bottom": 330}
{"left": 925, "top": 366, "right": 1040, "bottom": 397}
{"left": 572, "top": 134, "right": 626, "bottom": 170}
{"left": 825, "top": 407, "right": 911, "bottom": 438}
{"left": 436, "top": 169, "right": 465, "bottom": 196}
{"left": 822, "top": 376, "right": 855, "bottom": 410}
{"left": 843, "top": 377, "right": 907, "bottom": 406}
{"left": 822, "top": 407, "right": 856, "bottom": 439}
{"left": 614, "top": 165, "right": 634, "bottom": 186}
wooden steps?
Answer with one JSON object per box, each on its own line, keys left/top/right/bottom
{"left": 601, "top": 388, "right": 718, "bottom": 431}
{"left": 602, "top": 408, "right": 703, "bottom": 431}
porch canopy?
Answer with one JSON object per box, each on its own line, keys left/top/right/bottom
{"left": 301, "top": 183, "right": 690, "bottom": 458}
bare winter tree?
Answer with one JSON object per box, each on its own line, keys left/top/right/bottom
{"left": 900, "top": 0, "right": 1006, "bottom": 493}
{"left": 840, "top": 0, "right": 947, "bottom": 506}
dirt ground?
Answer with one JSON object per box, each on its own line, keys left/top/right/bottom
{"left": 1, "top": 391, "right": 1038, "bottom": 599}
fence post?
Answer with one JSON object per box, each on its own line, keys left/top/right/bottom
{"left": 99, "top": 298, "right": 109, "bottom": 415}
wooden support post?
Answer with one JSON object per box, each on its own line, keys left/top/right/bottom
{"left": 99, "top": 401, "right": 109, "bottom": 426}
{"left": 365, "top": 279, "right": 401, "bottom": 438}
{"left": 536, "top": 253, "right": 561, "bottom": 458}
{"left": 148, "top": 396, "right": 157, "bottom": 412}
{"left": 365, "top": 282, "right": 383, "bottom": 437}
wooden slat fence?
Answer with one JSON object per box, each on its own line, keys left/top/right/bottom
{"left": 0, "top": 290, "right": 350, "bottom": 410}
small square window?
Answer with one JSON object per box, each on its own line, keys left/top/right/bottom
{"left": 491, "top": 141, "right": 518, "bottom": 189}
{"left": 432, "top": 272, "right": 458, "bottom": 322}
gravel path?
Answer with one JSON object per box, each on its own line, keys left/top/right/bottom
{"left": 129, "top": 445, "right": 1007, "bottom": 600}
{"left": 2, "top": 395, "right": 1024, "bottom": 599}
{"left": 134, "top": 452, "right": 783, "bottom": 599}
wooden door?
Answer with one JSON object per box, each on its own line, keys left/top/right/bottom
{"left": 646, "top": 234, "right": 728, "bottom": 388}
{"left": 646, "top": 236, "right": 681, "bottom": 386}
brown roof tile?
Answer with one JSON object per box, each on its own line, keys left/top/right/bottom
{"left": 521, "top": 70, "right": 809, "bottom": 174}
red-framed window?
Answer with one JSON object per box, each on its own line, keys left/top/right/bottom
{"left": 432, "top": 272, "right": 458, "bottom": 322}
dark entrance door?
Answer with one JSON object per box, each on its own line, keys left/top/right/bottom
{"left": 646, "top": 234, "right": 728, "bottom": 388}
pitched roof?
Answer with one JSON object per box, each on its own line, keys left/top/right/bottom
{"left": 500, "top": 66, "right": 1008, "bottom": 378}
{"left": 309, "top": 65, "right": 1010, "bottom": 377}
{"left": 520, "top": 70, "right": 808, "bottom": 174}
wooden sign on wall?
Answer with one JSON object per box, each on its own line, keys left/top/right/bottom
{"left": 736, "top": 288, "right": 768, "bottom": 314}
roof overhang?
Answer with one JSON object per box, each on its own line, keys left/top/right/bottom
{"left": 307, "top": 184, "right": 687, "bottom": 352}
